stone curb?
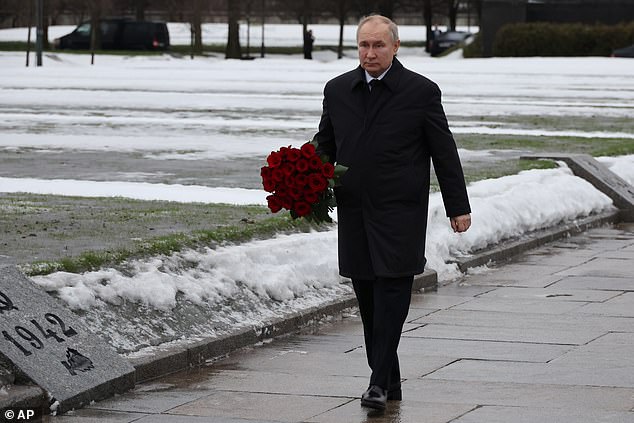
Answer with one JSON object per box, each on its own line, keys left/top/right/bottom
{"left": 131, "top": 268, "right": 437, "bottom": 383}
{"left": 1, "top": 210, "right": 622, "bottom": 409}
{"left": 454, "top": 210, "right": 621, "bottom": 272}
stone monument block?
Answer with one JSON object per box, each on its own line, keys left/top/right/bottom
{"left": 520, "top": 153, "right": 634, "bottom": 217}
{"left": 0, "top": 265, "right": 135, "bottom": 414}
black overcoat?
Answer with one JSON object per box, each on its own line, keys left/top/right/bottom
{"left": 314, "top": 58, "right": 471, "bottom": 279}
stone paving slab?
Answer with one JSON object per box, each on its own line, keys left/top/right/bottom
{"left": 549, "top": 275, "right": 634, "bottom": 291}
{"left": 397, "top": 336, "right": 570, "bottom": 363}
{"left": 405, "top": 323, "right": 605, "bottom": 345}
{"left": 449, "top": 296, "right": 587, "bottom": 314}
{"left": 210, "top": 337, "right": 457, "bottom": 381}
{"left": 461, "top": 272, "right": 565, "bottom": 288}
{"left": 452, "top": 405, "right": 634, "bottom": 423}
{"left": 413, "top": 308, "right": 634, "bottom": 333}
{"left": 427, "top": 359, "right": 634, "bottom": 388}
{"left": 73, "top": 388, "right": 212, "bottom": 414}
{"left": 305, "top": 399, "right": 476, "bottom": 423}
{"left": 403, "top": 379, "right": 634, "bottom": 412}
{"left": 574, "top": 292, "right": 634, "bottom": 317}
{"left": 554, "top": 257, "right": 633, "bottom": 278}
{"left": 175, "top": 368, "right": 366, "bottom": 398}
{"left": 167, "top": 391, "right": 349, "bottom": 423}
{"left": 551, "top": 333, "right": 634, "bottom": 368}
{"left": 476, "top": 285, "right": 621, "bottom": 302}
{"left": 139, "top": 417, "right": 281, "bottom": 423}
{"left": 409, "top": 293, "right": 477, "bottom": 309}
{"left": 43, "top": 409, "right": 148, "bottom": 423}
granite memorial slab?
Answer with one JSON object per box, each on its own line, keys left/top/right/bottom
{"left": 0, "top": 265, "right": 135, "bottom": 413}
{"left": 520, "top": 153, "right": 634, "bottom": 217}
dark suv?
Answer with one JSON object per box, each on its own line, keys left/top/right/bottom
{"left": 429, "top": 31, "right": 471, "bottom": 57}
{"left": 54, "top": 19, "right": 169, "bottom": 50}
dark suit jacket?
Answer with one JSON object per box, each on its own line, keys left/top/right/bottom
{"left": 315, "top": 58, "right": 471, "bottom": 279}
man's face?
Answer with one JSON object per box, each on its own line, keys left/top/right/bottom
{"left": 357, "top": 20, "right": 400, "bottom": 77}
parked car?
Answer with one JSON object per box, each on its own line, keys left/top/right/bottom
{"left": 612, "top": 44, "right": 634, "bottom": 58}
{"left": 429, "top": 31, "right": 471, "bottom": 57}
{"left": 54, "top": 19, "right": 169, "bottom": 51}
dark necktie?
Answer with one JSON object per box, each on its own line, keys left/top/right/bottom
{"left": 368, "top": 79, "right": 380, "bottom": 92}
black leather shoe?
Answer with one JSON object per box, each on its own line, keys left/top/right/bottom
{"left": 361, "top": 385, "right": 387, "bottom": 410}
{"left": 387, "top": 387, "right": 402, "bottom": 401}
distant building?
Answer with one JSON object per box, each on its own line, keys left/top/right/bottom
{"left": 480, "top": 0, "right": 634, "bottom": 56}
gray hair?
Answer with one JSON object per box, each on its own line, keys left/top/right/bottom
{"left": 356, "top": 15, "right": 399, "bottom": 43}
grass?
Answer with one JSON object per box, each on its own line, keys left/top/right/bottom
{"left": 0, "top": 194, "right": 323, "bottom": 276}
{"left": 23, "top": 214, "right": 316, "bottom": 276}
{"left": 454, "top": 134, "right": 634, "bottom": 157}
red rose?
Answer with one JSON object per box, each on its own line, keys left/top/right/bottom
{"left": 304, "top": 192, "right": 318, "bottom": 204}
{"left": 281, "top": 162, "right": 295, "bottom": 177}
{"left": 272, "top": 168, "right": 284, "bottom": 182}
{"left": 301, "top": 143, "right": 316, "bottom": 158}
{"left": 309, "top": 155, "right": 322, "bottom": 170}
{"left": 286, "top": 148, "right": 301, "bottom": 162}
{"left": 308, "top": 173, "right": 328, "bottom": 193}
{"left": 295, "top": 173, "right": 308, "bottom": 188}
{"left": 284, "top": 175, "right": 295, "bottom": 188}
{"left": 266, "top": 195, "right": 282, "bottom": 213}
{"left": 293, "top": 201, "right": 311, "bottom": 217}
{"left": 261, "top": 166, "right": 272, "bottom": 179}
{"left": 267, "top": 151, "right": 283, "bottom": 168}
{"left": 280, "top": 196, "right": 293, "bottom": 210}
{"left": 289, "top": 186, "right": 302, "bottom": 200}
{"left": 276, "top": 185, "right": 288, "bottom": 197}
{"left": 263, "top": 179, "right": 276, "bottom": 193}
{"left": 322, "top": 162, "right": 334, "bottom": 178}
{"left": 296, "top": 158, "right": 309, "bottom": 173}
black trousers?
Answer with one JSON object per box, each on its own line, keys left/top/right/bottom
{"left": 352, "top": 275, "right": 414, "bottom": 390}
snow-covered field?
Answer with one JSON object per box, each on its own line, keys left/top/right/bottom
{"left": 1, "top": 24, "right": 633, "bottom": 353}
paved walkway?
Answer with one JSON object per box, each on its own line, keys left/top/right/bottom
{"left": 45, "top": 223, "right": 634, "bottom": 423}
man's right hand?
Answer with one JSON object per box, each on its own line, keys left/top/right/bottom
{"left": 450, "top": 214, "right": 471, "bottom": 233}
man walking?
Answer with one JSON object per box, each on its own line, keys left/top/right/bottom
{"left": 314, "top": 15, "right": 471, "bottom": 410}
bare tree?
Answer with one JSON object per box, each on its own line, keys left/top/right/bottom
{"left": 226, "top": 0, "right": 242, "bottom": 58}
{"left": 90, "top": 0, "right": 104, "bottom": 51}
{"left": 376, "top": 0, "right": 396, "bottom": 18}
{"left": 447, "top": 0, "right": 460, "bottom": 30}
{"left": 134, "top": 0, "right": 147, "bottom": 20}
{"left": 190, "top": 0, "right": 203, "bottom": 54}
{"left": 325, "top": 0, "right": 357, "bottom": 59}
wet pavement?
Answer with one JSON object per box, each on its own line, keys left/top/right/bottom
{"left": 45, "top": 223, "right": 634, "bottom": 423}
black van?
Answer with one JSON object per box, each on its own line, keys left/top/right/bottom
{"left": 54, "top": 19, "right": 169, "bottom": 51}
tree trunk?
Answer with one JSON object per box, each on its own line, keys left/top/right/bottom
{"left": 42, "top": 0, "right": 49, "bottom": 49}
{"left": 448, "top": 0, "right": 459, "bottom": 31}
{"left": 226, "top": 0, "right": 242, "bottom": 59}
{"left": 338, "top": 15, "right": 345, "bottom": 59}
{"left": 90, "top": 1, "right": 102, "bottom": 51}
{"left": 301, "top": 0, "right": 310, "bottom": 56}
{"left": 135, "top": 0, "right": 145, "bottom": 20}
{"left": 424, "top": 0, "right": 432, "bottom": 52}
{"left": 191, "top": 0, "right": 203, "bottom": 54}
{"left": 378, "top": 0, "right": 394, "bottom": 19}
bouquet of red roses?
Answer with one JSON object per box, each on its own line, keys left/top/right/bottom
{"left": 260, "top": 139, "right": 346, "bottom": 224}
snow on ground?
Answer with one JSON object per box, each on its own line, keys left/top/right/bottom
{"left": 597, "top": 155, "right": 634, "bottom": 186}
{"left": 32, "top": 164, "right": 616, "bottom": 310}
{"left": 0, "top": 177, "right": 268, "bottom": 205}
{"left": 1, "top": 25, "right": 633, "bottom": 352}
